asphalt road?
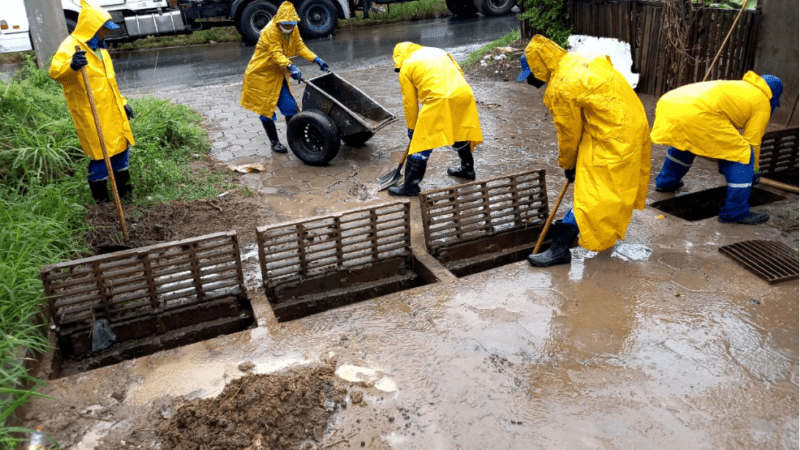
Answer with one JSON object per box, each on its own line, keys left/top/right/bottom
{"left": 111, "top": 13, "right": 520, "bottom": 93}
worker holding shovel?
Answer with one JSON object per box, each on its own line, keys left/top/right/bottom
{"left": 518, "top": 35, "right": 651, "bottom": 267}
{"left": 50, "top": 0, "right": 135, "bottom": 204}
{"left": 241, "top": 1, "right": 329, "bottom": 154}
{"left": 387, "top": 42, "right": 483, "bottom": 196}
{"left": 650, "top": 72, "right": 783, "bottom": 225}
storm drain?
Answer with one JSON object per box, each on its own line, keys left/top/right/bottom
{"left": 419, "top": 169, "right": 550, "bottom": 277}
{"left": 719, "top": 240, "right": 799, "bottom": 284}
{"left": 257, "top": 200, "right": 438, "bottom": 322}
{"left": 759, "top": 127, "right": 799, "bottom": 185}
{"left": 651, "top": 186, "right": 786, "bottom": 221}
{"left": 40, "top": 231, "right": 252, "bottom": 378}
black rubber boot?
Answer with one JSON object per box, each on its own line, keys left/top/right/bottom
{"left": 447, "top": 145, "right": 475, "bottom": 180}
{"left": 388, "top": 157, "right": 427, "bottom": 197}
{"left": 719, "top": 211, "right": 769, "bottom": 225}
{"left": 89, "top": 179, "right": 110, "bottom": 204}
{"left": 655, "top": 181, "right": 684, "bottom": 193}
{"left": 262, "top": 120, "right": 287, "bottom": 153}
{"left": 113, "top": 169, "right": 133, "bottom": 201}
{"left": 527, "top": 221, "right": 579, "bottom": 267}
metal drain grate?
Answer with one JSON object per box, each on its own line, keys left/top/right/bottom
{"left": 759, "top": 127, "right": 799, "bottom": 184}
{"left": 719, "top": 240, "right": 799, "bottom": 284}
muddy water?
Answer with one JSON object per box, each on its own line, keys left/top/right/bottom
{"left": 23, "top": 67, "right": 798, "bottom": 449}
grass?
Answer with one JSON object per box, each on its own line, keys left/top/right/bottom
{"left": 0, "top": 55, "right": 237, "bottom": 448}
{"left": 110, "top": 25, "right": 243, "bottom": 51}
{"left": 338, "top": 0, "right": 450, "bottom": 28}
{"left": 460, "top": 29, "right": 521, "bottom": 68}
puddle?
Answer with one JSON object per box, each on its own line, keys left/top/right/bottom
{"left": 568, "top": 247, "right": 597, "bottom": 281}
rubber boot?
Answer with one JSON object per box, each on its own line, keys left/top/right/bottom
{"left": 527, "top": 221, "right": 579, "bottom": 267}
{"left": 388, "top": 157, "right": 427, "bottom": 197}
{"left": 447, "top": 145, "right": 475, "bottom": 180}
{"left": 262, "top": 119, "right": 287, "bottom": 153}
{"left": 113, "top": 169, "right": 133, "bottom": 201}
{"left": 719, "top": 211, "right": 769, "bottom": 225}
{"left": 89, "top": 179, "right": 110, "bottom": 204}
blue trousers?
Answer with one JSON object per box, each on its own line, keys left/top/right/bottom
{"left": 88, "top": 148, "right": 129, "bottom": 181}
{"left": 259, "top": 79, "right": 297, "bottom": 122}
{"left": 655, "top": 146, "right": 755, "bottom": 222}
{"left": 408, "top": 141, "right": 469, "bottom": 160}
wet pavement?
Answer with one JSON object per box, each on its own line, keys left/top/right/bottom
{"left": 23, "top": 65, "right": 799, "bottom": 449}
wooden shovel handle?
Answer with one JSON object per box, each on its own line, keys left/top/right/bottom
{"left": 760, "top": 177, "right": 799, "bottom": 194}
{"left": 76, "top": 45, "right": 129, "bottom": 241}
{"left": 532, "top": 178, "right": 571, "bottom": 255}
{"left": 399, "top": 141, "right": 411, "bottom": 165}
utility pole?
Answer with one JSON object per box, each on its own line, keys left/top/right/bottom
{"left": 23, "top": 0, "right": 69, "bottom": 69}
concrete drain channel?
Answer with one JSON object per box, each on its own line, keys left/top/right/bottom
{"left": 40, "top": 232, "right": 251, "bottom": 378}
{"left": 256, "top": 200, "right": 450, "bottom": 322}
{"left": 420, "top": 169, "right": 550, "bottom": 277}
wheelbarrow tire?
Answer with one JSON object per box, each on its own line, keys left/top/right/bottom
{"left": 341, "top": 132, "right": 373, "bottom": 147}
{"left": 287, "top": 110, "right": 341, "bottom": 166}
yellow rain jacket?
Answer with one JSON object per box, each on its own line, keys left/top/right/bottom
{"left": 50, "top": 0, "right": 134, "bottom": 161}
{"left": 241, "top": 1, "right": 317, "bottom": 118}
{"left": 392, "top": 42, "right": 482, "bottom": 155}
{"left": 525, "top": 35, "right": 651, "bottom": 252}
{"left": 650, "top": 71, "right": 772, "bottom": 168}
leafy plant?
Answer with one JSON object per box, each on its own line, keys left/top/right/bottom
{"left": 517, "top": 0, "right": 571, "bottom": 48}
{"left": 461, "top": 29, "right": 522, "bottom": 68}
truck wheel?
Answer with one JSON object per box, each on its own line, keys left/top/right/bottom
{"left": 479, "top": 0, "right": 515, "bottom": 16}
{"left": 298, "top": 0, "right": 337, "bottom": 39}
{"left": 239, "top": 0, "right": 278, "bottom": 44}
{"left": 446, "top": 0, "right": 478, "bottom": 16}
{"left": 65, "top": 16, "right": 77, "bottom": 34}
{"left": 287, "top": 110, "right": 341, "bottom": 166}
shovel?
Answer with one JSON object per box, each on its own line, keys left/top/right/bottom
{"left": 532, "top": 178, "right": 571, "bottom": 254}
{"left": 76, "top": 45, "right": 129, "bottom": 242}
{"left": 378, "top": 142, "right": 411, "bottom": 190}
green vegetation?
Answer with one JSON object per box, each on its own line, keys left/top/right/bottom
{"left": 460, "top": 29, "right": 521, "bottom": 68}
{"left": 517, "top": 0, "right": 571, "bottom": 48}
{"left": 110, "top": 25, "right": 242, "bottom": 51}
{"left": 338, "top": 0, "right": 450, "bottom": 28}
{"left": 0, "top": 55, "right": 232, "bottom": 448}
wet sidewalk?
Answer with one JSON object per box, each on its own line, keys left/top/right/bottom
{"left": 25, "top": 66, "right": 799, "bottom": 449}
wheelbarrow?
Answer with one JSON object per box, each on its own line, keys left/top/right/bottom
{"left": 287, "top": 71, "right": 397, "bottom": 166}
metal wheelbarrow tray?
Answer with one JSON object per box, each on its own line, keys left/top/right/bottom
{"left": 287, "top": 72, "right": 397, "bottom": 166}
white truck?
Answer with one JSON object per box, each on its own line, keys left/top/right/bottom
{"left": 2, "top": 0, "right": 515, "bottom": 53}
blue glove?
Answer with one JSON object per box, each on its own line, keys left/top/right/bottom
{"left": 70, "top": 50, "right": 88, "bottom": 71}
{"left": 752, "top": 170, "right": 760, "bottom": 186}
{"left": 289, "top": 65, "right": 302, "bottom": 82}
{"left": 314, "top": 56, "right": 329, "bottom": 71}
{"left": 124, "top": 104, "right": 134, "bottom": 119}
{"left": 564, "top": 168, "right": 575, "bottom": 183}
{"left": 407, "top": 128, "right": 414, "bottom": 140}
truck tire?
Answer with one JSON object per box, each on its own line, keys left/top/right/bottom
{"left": 478, "top": 0, "right": 515, "bottom": 16}
{"left": 446, "top": 0, "right": 478, "bottom": 17}
{"left": 65, "top": 16, "right": 77, "bottom": 34}
{"left": 287, "top": 110, "right": 341, "bottom": 166}
{"left": 239, "top": 0, "right": 279, "bottom": 44}
{"left": 298, "top": 0, "right": 337, "bottom": 39}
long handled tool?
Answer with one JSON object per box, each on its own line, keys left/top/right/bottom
{"left": 760, "top": 177, "right": 799, "bottom": 194}
{"left": 532, "top": 179, "right": 571, "bottom": 254}
{"left": 76, "top": 45, "right": 129, "bottom": 241}
{"left": 377, "top": 141, "right": 411, "bottom": 190}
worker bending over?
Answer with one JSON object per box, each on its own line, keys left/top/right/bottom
{"left": 50, "top": 0, "right": 135, "bottom": 204}
{"left": 518, "top": 35, "right": 651, "bottom": 267}
{"left": 389, "top": 42, "right": 483, "bottom": 196}
{"left": 651, "top": 72, "right": 783, "bottom": 225}
{"left": 241, "top": 1, "right": 329, "bottom": 154}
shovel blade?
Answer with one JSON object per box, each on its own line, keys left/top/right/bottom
{"left": 378, "top": 164, "right": 403, "bottom": 191}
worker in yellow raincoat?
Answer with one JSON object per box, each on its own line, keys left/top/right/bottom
{"left": 389, "top": 42, "right": 483, "bottom": 196}
{"left": 518, "top": 35, "right": 651, "bottom": 267}
{"left": 241, "top": 1, "right": 328, "bottom": 154}
{"left": 651, "top": 72, "right": 783, "bottom": 225}
{"left": 50, "top": 0, "right": 135, "bottom": 204}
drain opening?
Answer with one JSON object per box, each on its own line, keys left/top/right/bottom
{"left": 420, "top": 170, "right": 550, "bottom": 277}
{"left": 257, "top": 200, "right": 437, "bottom": 322}
{"left": 40, "top": 231, "right": 254, "bottom": 378}
{"left": 651, "top": 186, "right": 786, "bottom": 221}
{"left": 719, "top": 240, "right": 799, "bottom": 284}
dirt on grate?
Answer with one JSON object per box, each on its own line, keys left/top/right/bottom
{"left": 105, "top": 364, "right": 346, "bottom": 450}
{"left": 84, "top": 189, "right": 279, "bottom": 254}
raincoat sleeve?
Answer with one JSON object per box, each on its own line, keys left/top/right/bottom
{"left": 742, "top": 109, "right": 770, "bottom": 168}
{"left": 266, "top": 38, "right": 293, "bottom": 68}
{"left": 294, "top": 36, "right": 317, "bottom": 62}
{"left": 400, "top": 72, "right": 419, "bottom": 129}
{"left": 49, "top": 39, "right": 80, "bottom": 82}
{"left": 551, "top": 96, "right": 583, "bottom": 170}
